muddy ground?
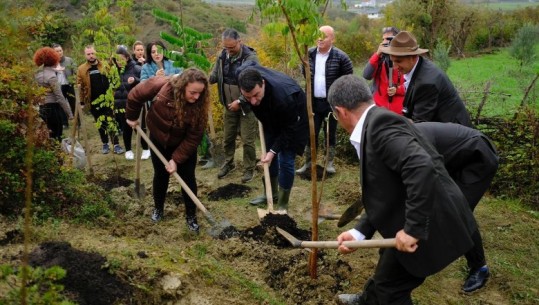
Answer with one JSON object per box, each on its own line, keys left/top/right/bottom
{"left": 0, "top": 112, "right": 534, "bottom": 305}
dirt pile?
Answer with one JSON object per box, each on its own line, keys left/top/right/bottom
{"left": 212, "top": 213, "right": 354, "bottom": 304}
{"left": 28, "top": 241, "right": 136, "bottom": 305}
{"left": 207, "top": 183, "right": 252, "bottom": 201}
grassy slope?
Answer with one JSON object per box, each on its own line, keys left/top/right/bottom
{"left": 446, "top": 46, "right": 539, "bottom": 118}
{"left": 1, "top": 109, "right": 538, "bottom": 304}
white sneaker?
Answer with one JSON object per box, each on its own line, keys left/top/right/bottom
{"left": 125, "top": 150, "right": 134, "bottom": 160}
{"left": 141, "top": 149, "right": 151, "bottom": 160}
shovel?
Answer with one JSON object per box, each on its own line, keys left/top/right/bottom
{"left": 276, "top": 227, "right": 396, "bottom": 249}
{"left": 257, "top": 121, "right": 286, "bottom": 219}
{"left": 317, "top": 213, "right": 361, "bottom": 224}
{"left": 133, "top": 110, "right": 146, "bottom": 198}
{"left": 136, "top": 125, "right": 227, "bottom": 233}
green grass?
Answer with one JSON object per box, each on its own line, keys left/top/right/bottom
{"left": 447, "top": 46, "right": 539, "bottom": 118}
{"left": 469, "top": 1, "right": 539, "bottom": 11}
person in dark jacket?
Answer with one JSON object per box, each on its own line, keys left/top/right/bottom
{"left": 126, "top": 68, "right": 210, "bottom": 233}
{"left": 132, "top": 40, "right": 146, "bottom": 66}
{"left": 237, "top": 63, "right": 308, "bottom": 211}
{"left": 209, "top": 28, "right": 259, "bottom": 183}
{"left": 381, "top": 31, "right": 472, "bottom": 127}
{"left": 77, "top": 45, "right": 123, "bottom": 154}
{"left": 415, "top": 122, "right": 499, "bottom": 293}
{"left": 297, "top": 25, "right": 353, "bottom": 174}
{"left": 328, "top": 75, "right": 477, "bottom": 305}
{"left": 112, "top": 45, "right": 142, "bottom": 160}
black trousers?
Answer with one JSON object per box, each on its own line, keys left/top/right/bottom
{"left": 39, "top": 103, "right": 63, "bottom": 141}
{"left": 90, "top": 106, "right": 119, "bottom": 145}
{"left": 359, "top": 248, "right": 425, "bottom": 305}
{"left": 60, "top": 84, "right": 76, "bottom": 126}
{"left": 115, "top": 108, "right": 148, "bottom": 152}
{"left": 312, "top": 97, "right": 337, "bottom": 148}
{"left": 150, "top": 135, "right": 197, "bottom": 219}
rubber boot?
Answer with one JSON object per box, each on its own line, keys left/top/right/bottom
{"left": 296, "top": 146, "right": 312, "bottom": 174}
{"left": 276, "top": 188, "right": 291, "bottom": 211}
{"left": 249, "top": 176, "right": 278, "bottom": 206}
{"left": 326, "top": 146, "right": 336, "bottom": 174}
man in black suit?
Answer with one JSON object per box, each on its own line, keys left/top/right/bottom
{"left": 328, "top": 75, "right": 478, "bottom": 305}
{"left": 415, "top": 122, "right": 499, "bottom": 293}
{"left": 237, "top": 63, "right": 308, "bottom": 211}
{"left": 381, "top": 31, "right": 472, "bottom": 127}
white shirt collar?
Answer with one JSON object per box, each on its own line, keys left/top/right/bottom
{"left": 350, "top": 104, "right": 376, "bottom": 160}
{"left": 404, "top": 57, "right": 420, "bottom": 90}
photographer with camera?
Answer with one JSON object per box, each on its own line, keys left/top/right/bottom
{"left": 363, "top": 26, "right": 405, "bottom": 114}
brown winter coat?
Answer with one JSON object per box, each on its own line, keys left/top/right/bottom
{"left": 126, "top": 76, "right": 206, "bottom": 165}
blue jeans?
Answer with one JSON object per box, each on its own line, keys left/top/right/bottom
{"left": 264, "top": 132, "right": 296, "bottom": 190}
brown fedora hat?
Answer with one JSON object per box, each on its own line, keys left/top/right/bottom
{"left": 380, "top": 31, "right": 429, "bottom": 56}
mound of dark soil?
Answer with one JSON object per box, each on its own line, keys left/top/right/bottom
{"left": 28, "top": 241, "right": 134, "bottom": 305}
{"left": 297, "top": 164, "right": 335, "bottom": 181}
{"left": 218, "top": 214, "right": 310, "bottom": 248}
{"left": 0, "top": 229, "right": 22, "bottom": 246}
{"left": 207, "top": 183, "right": 252, "bottom": 201}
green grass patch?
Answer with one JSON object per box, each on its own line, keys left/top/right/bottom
{"left": 469, "top": 1, "right": 539, "bottom": 11}
{"left": 447, "top": 46, "right": 539, "bottom": 118}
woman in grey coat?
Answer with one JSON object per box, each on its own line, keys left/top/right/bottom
{"left": 33, "top": 47, "right": 73, "bottom": 140}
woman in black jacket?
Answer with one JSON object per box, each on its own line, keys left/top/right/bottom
{"left": 112, "top": 45, "right": 141, "bottom": 159}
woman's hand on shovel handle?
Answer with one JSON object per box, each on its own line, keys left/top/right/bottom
{"left": 337, "top": 231, "right": 357, "bottom": 254}
{"left": 126, "top": 119, "right": 139, "bottom": 129}
{"left": 166, "top": 159, "right": 177, "bottom": 174}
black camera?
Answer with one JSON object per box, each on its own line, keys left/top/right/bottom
{"left": 382, "top": 36, "right": 394, "bottom": 47}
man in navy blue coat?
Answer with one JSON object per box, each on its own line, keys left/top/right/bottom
{"left": 237, "top": 63, "right": 308, "bottom": 211}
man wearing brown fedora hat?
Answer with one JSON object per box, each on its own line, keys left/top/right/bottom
{"left": 381, "top": 31, "right": 472, "bottom": 127}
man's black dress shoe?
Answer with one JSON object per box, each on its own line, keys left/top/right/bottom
{"left": 462, "top": 266, "right": 490, "bottom": 293}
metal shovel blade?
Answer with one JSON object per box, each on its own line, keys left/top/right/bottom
{"left": 276, "top": 227, "right": 396, "bottom": 249}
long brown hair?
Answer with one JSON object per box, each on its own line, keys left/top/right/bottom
{"left": 170, "top": 68, "right": 210, "bottom": 129}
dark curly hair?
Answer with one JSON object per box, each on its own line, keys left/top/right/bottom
{"left": 33, "top": 47, "right": 60, "bottom": 67}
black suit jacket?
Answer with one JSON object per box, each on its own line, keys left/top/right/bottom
{"left": 403, "top": 57, "right": 472, "bottom": 127}
{"left": 237, "top": 62, "right": 308, "bottom": 155}
{"left": 354, "top": 107, "right": 477, "bottom": 278}
{"left": 415, "top": 122, "right": 499, "bottom": 209}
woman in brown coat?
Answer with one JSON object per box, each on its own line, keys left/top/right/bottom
{"left": 126, "top": 68, "right": 209, "bottom": 232}
{"left": 34, "top": 47, "right": 73, "bottom": 140}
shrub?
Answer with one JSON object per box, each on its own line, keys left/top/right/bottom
{"left": 0, "top": 264, "right": 75, "bottom": 305}
{"left": 0, "top": 118, "right": 113, "bottom": 222}
{"left": 509, "top": 23, "right": 539, "bottom": 70}
{"left": 433, "top": 39, "right": 451, "bottom": 72}
{"left": 481, "top": 107, "right": 539, "bottom": 210}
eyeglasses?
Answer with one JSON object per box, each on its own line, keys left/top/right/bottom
{"left": 329, "top": 105, "right": 338, "bottom": 121}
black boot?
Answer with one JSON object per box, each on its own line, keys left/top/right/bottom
{"left": 249, "top": 176, "right": 278, "bottom": 206}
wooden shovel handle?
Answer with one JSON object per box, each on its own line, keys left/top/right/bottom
{"left": 135, "top": 110, "right": 143, "bottom": 180}
{"left": 258, "top": 121, "right": 274, "bottom": 211}
{"left": 135, "top": 125, "right": 211, "bottom": 217}
{"left": 300, "top": 238, "right": 396, "bottom": 249}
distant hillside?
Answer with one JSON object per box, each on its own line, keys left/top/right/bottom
{"left": 49, "top": 0, "right": 259, "bottom": 49}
